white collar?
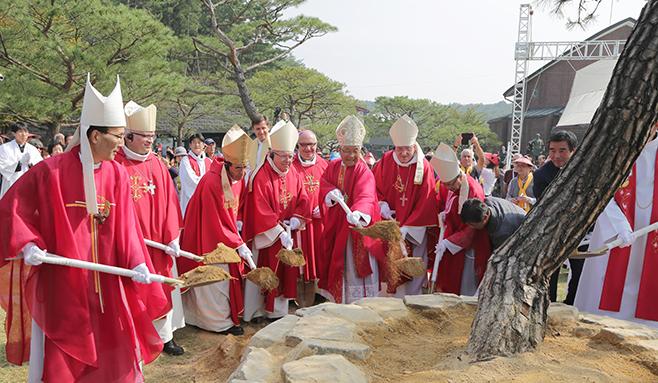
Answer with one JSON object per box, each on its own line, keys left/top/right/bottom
{"left": 393, "top": 151, "right": 418, "bottom": 167}
{"left": 123, "top": 146, "right": 149, "bottom": 162}
{"left": 188, "top": 150, "right": 205, "bottom": 161}
{"left": 297, "top": 152, "right": 316, "bottom": 166}
{"left": 267, "top": 155, "right": 288, "bottom": 176}
{"left": 79, "top": 153, "right": 102, "bottom": 169}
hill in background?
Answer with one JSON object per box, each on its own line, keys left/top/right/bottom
{"left": 360, "top": 100, "right": 511, "bottom": 122}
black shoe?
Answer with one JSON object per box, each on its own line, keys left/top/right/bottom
{"left": 162, "top": 339, "right": 184, "bottom": 356}
{"left": 266, "top": 316, "right": 283, "bottom": 323}
{"left": 218, "top": 325, "right": 244, "bottom": 336}
{"left": 250, "top": 317, "right": 268, "bottom": 325}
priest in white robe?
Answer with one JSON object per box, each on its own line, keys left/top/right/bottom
{"left": 0, "top": 122, "right": 42, "bottom": 198}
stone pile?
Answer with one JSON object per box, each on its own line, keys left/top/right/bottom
{"left": 226, "top": 294, "right": 658, "bottom": 383}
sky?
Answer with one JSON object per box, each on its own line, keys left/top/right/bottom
{"left": 284, "top": 0, "right": 648, "bottom": 105}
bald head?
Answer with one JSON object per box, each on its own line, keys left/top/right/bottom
{"left": 298, "top": 130, "right": 318, "bottom": 161}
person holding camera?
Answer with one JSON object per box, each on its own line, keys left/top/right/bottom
{"left": 452, "top": 133, "right": 485, "bottom": 183}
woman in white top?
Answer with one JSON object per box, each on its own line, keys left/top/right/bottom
{"left": 481, "top": 153, "right": 500, "bottom": 197}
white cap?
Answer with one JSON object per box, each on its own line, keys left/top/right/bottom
{"left": 124, "top": 101, "right": 156, "bottom": 132}
{"left": 430, "top": 143, "right": 460, "bottom": 182}
{"left": 389, "top": 114, "right": 418, "bottom": 147}
{"left": 222, "top": 125, "right": 252, "bottom": 165}
{"left": 336, "top": 115, "right": 366, "bottom": 147}
{"left": 269, "top": 121, "right": 298, "bottom": 152}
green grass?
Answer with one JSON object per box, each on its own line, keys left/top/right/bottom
{"left": 0, "top": 309, "right": 29, "bottom": 383}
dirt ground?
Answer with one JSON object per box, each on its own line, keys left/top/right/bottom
{"left": 141, "top": 300, "right": 656, "bottom": 383}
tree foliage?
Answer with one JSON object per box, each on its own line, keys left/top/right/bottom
{"left": 0, "top": 0, "right": 182, "bottom": 140}
{"left": 365, "top": 96, "right": 501, "bottom": 153}
{"left": 185, "top": 0, "right": 337, "bottom": 120}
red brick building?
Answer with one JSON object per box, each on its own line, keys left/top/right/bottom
{"left": 488, "top": 18, "right": 635, "bottom": 154}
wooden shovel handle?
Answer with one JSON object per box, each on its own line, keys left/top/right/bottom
{"left": 332, "top": 194, "right": 364, "bottom": 229}
{"left": 34, "top": 253, "right": 183, "bottom": 286}
{"left": 590, "top": 220, "right": 658, "bottom": 254}
{"left": 431, "top": 216, "right": 446, "bottom": 284}
{"left": 144, "top": 239, "right": 203, "bottom": 262}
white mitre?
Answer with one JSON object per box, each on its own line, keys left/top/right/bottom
{"left": 269, "top": 121, "right": 298, "bottom": 152}
{"left": 125, "top": 101, "right": 156, "bottom": 133}
{"left": 66, "top": 73, "right": 125, "bottom": 215}
{"left": 430, "top": 142, "right": 459, "bottom": 182}
{"left": 390, "top": 115, "right": 424, "bottom": 184}
{"left": 336, "top": 115, "right": 366, "bottom": 147}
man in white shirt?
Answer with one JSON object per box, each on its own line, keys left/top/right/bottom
{"left": 249, "top": 114, "right": 271, "bottom": 174}
{"left": 0, "top": 122, "right": 42, "bottom": 198}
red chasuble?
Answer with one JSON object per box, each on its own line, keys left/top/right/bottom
{"left": 177, "top": 158, "right": 246, "bottom": 324}
{"left": 291, "top": 154, "right": 329, "bottom": 281}
{"left": 373, "top": 151, "right": 438, "bottom": 291}
{"left": 243, "top": 160, "right": 310, "bottom": 312}
{"left": 434, "top": 174, "right": 491, "bottom": 295}
{"left": 0, "top": 148, "right": 168, "bottom": 383}
{"left": 318, "top": 159, "right": 386, "bottom": 303}
{"left": 600, "top": 161, "right": 658, "bottom": 320}
{"left": 115, "top": 148, "right": 183, "bottom": 313}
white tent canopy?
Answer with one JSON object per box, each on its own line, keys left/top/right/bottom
{"left": 556, "top": 59, "right": 617, "bottom": 127}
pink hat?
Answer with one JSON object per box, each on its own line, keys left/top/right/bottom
{"left": 364, "top": 152, "right": 376, "bottom": 165}
{"left": 484, "top": 153, "right": 499, "bottom": 165}
{"left": 513, "top": 156, "right": 533, "bottom": 166}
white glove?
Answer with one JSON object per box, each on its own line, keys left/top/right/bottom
{"left": 236, "top": 220, "right": 243, "bottom": 232}
{"left": 618, "top": 229, "right": 636, "bottom": 248}
{"left": 400, "top": 226, "right": 409, "bottom": 241}
{"left": 380, "top": 201, "right": 394, "bottom": 220}
{"left": 325, "top": 189, "right": 343, "bottom": 208}
{"left": 23, "top": 242, "right": 44, "bottom": 266}
{"left": 131, "top": 263, "right": 152, "bottom": 284}
{"left": 438, "top": 211, "right": 446, "bottom": 224}
{"left": 279, "top": 231, "right": 294, "bottom": 249}
{"left": 290, "top": 217, "right": 301, "bottom": 231}
{"left": 20, "top": 152, "right": 31, "bottom": 166}
{"left": 165, "top": 239, "right": 180, "bottom": 258}
{"left": 312, "top": 206, "right": 321, "bottom": 219}
{"left": 237, "top": 243, "right": 252, "bottom": 260}
{"left": 346, "top": 211, "right": 361, "bottom": 226}
{"left": 435, "top": 240, "right": 447, "bottom": 259}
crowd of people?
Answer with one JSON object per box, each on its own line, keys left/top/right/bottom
{"left": 0, "top": 74, "right": 656, "bottom": 382}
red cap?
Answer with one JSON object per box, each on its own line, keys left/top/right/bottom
{"left": 513, "top": 156, "right": 534, "bottom": 166}
{"left": 484, "top": 153, "right": 499, "bottom": 165}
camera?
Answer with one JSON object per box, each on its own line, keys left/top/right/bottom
{"left": 461, "top": 132, "right": 474, "bottom": 145}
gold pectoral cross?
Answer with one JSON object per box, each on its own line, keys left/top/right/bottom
{"left": 303, "top": 175, "right": 319, "bottom": 194}
{"left": 280, "top": 190, "right": 293, "bottom": 209}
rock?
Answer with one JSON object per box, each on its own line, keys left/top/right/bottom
{"left": 353, "top": 297, "right": 409, "bottom": 320}
{"left": 592, "top": 328, "right": 658, "bottom": 345}
{"left": 286, "top": 315, "right": 356, "bottom": 347}
{"left": 282, "top": 354, "right": 368, "bottom": 383}
{"left": 403, "top": 293, "right": 474, "bottom": 320}
{"left": 627, "top": 339, "right": 658, "bottom": 353}
{"left": 581, "top": 313, "right": 658, "bottom": 332}
{"left": 295, "top": 302, "right": 335, "bottom": 317}
{"left": 226, "top": 348, "right": 278, "bottom": 383}
{"left": 286, "top": 339, "right": 372, "bottom": 362}
{"left": 247, "top": 314, "right": 300, "bottom": 349}
{"left": 307, "top": 303, "right": 384, "bottom": 325}
{"left": 548, "top": 303, "right": 579, "bottom": 324}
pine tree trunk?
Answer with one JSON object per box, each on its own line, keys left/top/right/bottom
{"left": 234, "top": 66, "right": 260, "bottom": 121}
{"left": 467, "top": 0, "right": 658, "bottom": 359}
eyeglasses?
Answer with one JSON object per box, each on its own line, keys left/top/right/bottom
{"left": 272, "top": 152, "right": 294, "bottom": 160}
{"left": 132, "top": 132, "right": 157, "bottom": 140}
{"left": 103, "top": 131, "right": 125, "bottom": 140}
{"left": 442, "top": 175, "right": 461, "bottom": 188}
{"left": 298, "top": 142, "right": 317, "bottom": 148}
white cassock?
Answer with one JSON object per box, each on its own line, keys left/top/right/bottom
{"left": 0, "top": 140, "right": 42, "bottom": 198}
{"left": 574, "top": 137, "right": 658, "bottom": 328}
{"left": 182, "top": 263, "right": 234, "bottom": 332}
{"left": 178, "top": 151, "right": 208, "bottom": 217}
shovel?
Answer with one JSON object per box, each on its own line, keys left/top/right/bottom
{"left": 330, "top": 193, "right": 402, "bottom": 242}
{"left": 428, "top": 215, "right": 446, "bottom": 293}
{"left": 30, "top": 252, "right": 183, "bottom": 286}
{"left": 570, "top": 220, "right": 658, "bottom": 259}
{"left": 144, "top": 239, "right": 241, "bottom": 264}
{"left": 242, "top": 249, "right": 280, "bottom": 290}
{"left": 144, "top": 239, "right": 203, "bottom": 262}
{"left": 275, "top": 221, "right": 306, "bottom": 267}
{"left": 394, "top": 241, "right": 427, "bottom": 278}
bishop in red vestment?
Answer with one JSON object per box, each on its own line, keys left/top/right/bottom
{"left": 115, "top": 100, "right": 185, "bottom": 355}
{"left": 242, "top": 121, "right": 310, "bottom": 321}
{"left": 0, "top": 105, "right": 167, "bottom": 382}
{"left": 373, "top": 115, "right": 438, "bottom": 296}
{"left": 177, "top": 125, "right": 252, "bottom": 335}
{"left": 431, "top": 143, "right": 490, "bottom": 296}
{"left": 318, "top": 116, "right": 385, "bottom": 304}
{"left": 291, "top": 130, "right": 329, "bottom": 307}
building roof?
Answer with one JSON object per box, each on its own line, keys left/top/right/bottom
{"left": 502, "top": 18, "right": 636, "bottom": 98}
{"left": 488, "top": 107, "right": 563, "bottom": 123}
